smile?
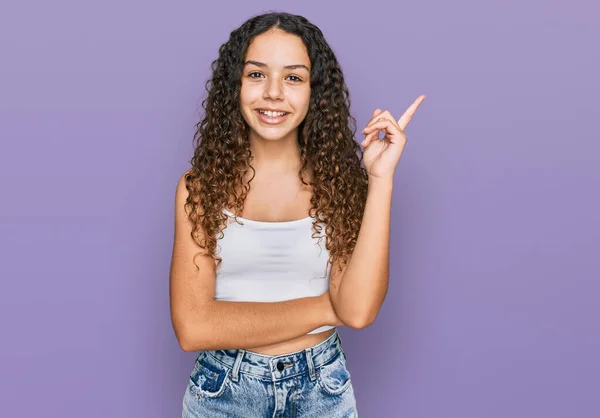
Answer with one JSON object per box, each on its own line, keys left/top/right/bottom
{"left": 255, "top": 109, "right": 290, "bottom": 125}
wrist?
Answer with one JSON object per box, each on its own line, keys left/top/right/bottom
{"left": 368, "top": 175, "right": 394, "bottom": 189}
{"left": 317, "top": 293, "right": 337, "bottom": 326}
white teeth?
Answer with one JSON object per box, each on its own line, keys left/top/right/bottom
{"left": 259, "top": 110, "right": 287, "bottom": 118}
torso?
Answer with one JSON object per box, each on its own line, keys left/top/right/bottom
{"left": 244, "top": 329, "right": 336, "bottom": 356}
{"left": 225, "top": 165, "right": 335, "bottom": 356}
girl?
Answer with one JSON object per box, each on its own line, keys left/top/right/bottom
{"left": 169, "top": 11, "right": 425, "bottom": 417}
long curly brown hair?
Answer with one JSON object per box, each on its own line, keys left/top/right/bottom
{"left": 184, "top": 12, "right": 368, "bottom": 274}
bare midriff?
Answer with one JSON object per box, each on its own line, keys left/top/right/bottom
{"left": 243, "top": 328, "right": 335, "bottom": 356}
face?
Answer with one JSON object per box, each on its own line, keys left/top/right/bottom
{"left": 239, "top": 28, "right": 311, "bottom": 143}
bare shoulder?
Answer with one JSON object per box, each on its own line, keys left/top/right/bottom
{"left": 169, "top": 169, "right": 215, "bottom": 350}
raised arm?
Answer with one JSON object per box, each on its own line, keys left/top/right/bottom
{"left": 328, "top": 97, "right": 426, "bottom": 329}
{"left": 328, "top": 177, "right": 392, "bottom": 330}
{"left": 169, "top": 172, "right": 339, "bottom": 352}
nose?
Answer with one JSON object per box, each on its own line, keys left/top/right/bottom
{"left": 263, "top": 76, "right": 284, "bottom": 101}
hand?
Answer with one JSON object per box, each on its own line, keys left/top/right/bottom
{"left": 361, "top": 95, "right": 426, "bottom": 179}
{"left": 319, "top": 292, "right": 345, "bottom": 327}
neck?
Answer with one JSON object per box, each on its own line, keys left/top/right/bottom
{"left": 248, "top": 129, "right": 302, "bottom": 175}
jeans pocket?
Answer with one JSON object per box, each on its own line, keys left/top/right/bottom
{"left": 189, "top": 352, "right": 231, "bottom": 399}
{"left": 316, "top": 351, "right": 352, "bottom": 396}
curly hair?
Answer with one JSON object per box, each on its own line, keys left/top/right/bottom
{"left": 184, "top": 11, "right": 368, "bottom": 274}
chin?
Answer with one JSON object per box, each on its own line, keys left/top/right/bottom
{"left": 250, "top": 121, "right": 297, "bottom": 141}
{"left": 253, "top": 128, "right": 293, "bottom": 141}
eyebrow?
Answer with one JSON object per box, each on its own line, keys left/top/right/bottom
{"left": 244, "top": 60, "right": 310, "bottom": 71}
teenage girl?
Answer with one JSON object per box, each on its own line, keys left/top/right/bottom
{"left": 169, "top": 11, "right": 425, "bottom": 417}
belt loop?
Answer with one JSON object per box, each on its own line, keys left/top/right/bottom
{"left": 231, "top": 349, "right": 245, "bottom": 382}
{"left": 305, "top": 348, "right": 316, "bottom": 381}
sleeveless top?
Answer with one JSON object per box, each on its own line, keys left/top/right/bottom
{"left": 214, "top": 208, "right": 334, "bottom": 335}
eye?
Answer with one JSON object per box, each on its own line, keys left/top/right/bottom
{"left": 246, "top": 72, "right": 303, "bottom": 82}
{"left": 248, "top": 71, "right": 264, "bottom": 79}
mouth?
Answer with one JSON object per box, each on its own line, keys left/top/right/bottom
{"left": 255, "top": 109, "right": 290, "bottom": 125}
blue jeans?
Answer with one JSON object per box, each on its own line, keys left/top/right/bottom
{"left": 182, "top": 330, "right": 358, "bottom": 417}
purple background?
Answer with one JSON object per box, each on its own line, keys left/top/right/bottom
{"left": 1, "top": 0, "right": 598, "bottom": 417}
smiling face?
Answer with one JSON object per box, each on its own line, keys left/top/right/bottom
{"left": 239, "top": 28, "right": 311, "bottom": 144}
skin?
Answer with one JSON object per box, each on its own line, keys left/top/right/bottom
{"left": 239, "top": 30, "right": 426, "bottom": 352}
{"left": 237, "top": 28, "right": 340, "bottom": 354}
{"left": 238, "top": 28, "right": 311, "bottom": 182}
{"left": 327, "top": 97, "right": 426, "bottom": 330}
{"left": 169, "top": 26, "right": 426, "bottom": 356}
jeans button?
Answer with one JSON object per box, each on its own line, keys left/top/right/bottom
{"left": 276, "top": 361, "right": 284, "bottom": 372}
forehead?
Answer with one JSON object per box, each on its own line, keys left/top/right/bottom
{"left": 245, "top": 29, "right": 310, "bottom": 68}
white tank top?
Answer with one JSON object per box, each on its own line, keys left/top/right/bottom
{"left": 214, "top": 208, "right": 334, "bottom": 335}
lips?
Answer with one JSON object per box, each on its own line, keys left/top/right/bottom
{"left": 255, "top": 109, "right": 290, "bottom": 125}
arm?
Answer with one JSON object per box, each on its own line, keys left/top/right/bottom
{"left": 169, "top": 172, "right": 339, "bottom": 352}
{"left": 329, "top": 176, "right": 393, "bottom": 329}
{"left": 179, "top": 295, "right": 335, "bottom": 352}
{"left": 329, "top": 99, "right": 425, "bottom": 329}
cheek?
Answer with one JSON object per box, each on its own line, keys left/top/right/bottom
{"left": 240, "top": 83, "right": 256, "bottom": 107}
{"left": 290, "top": 88, "right": 311, "bottom": 115}
{"left": 239, "top": 85, "right": 259, "bottom": 121}
{"left": 299, "top": 100, "right": 311, "bottom": 120}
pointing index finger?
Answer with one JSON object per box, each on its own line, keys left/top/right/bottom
{"left": 397, "top": 95, "right": 426, "bottom": 131}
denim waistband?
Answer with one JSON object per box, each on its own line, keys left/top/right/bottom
{"left": 203, "top": 329, "right": 344, "bottom": 382}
